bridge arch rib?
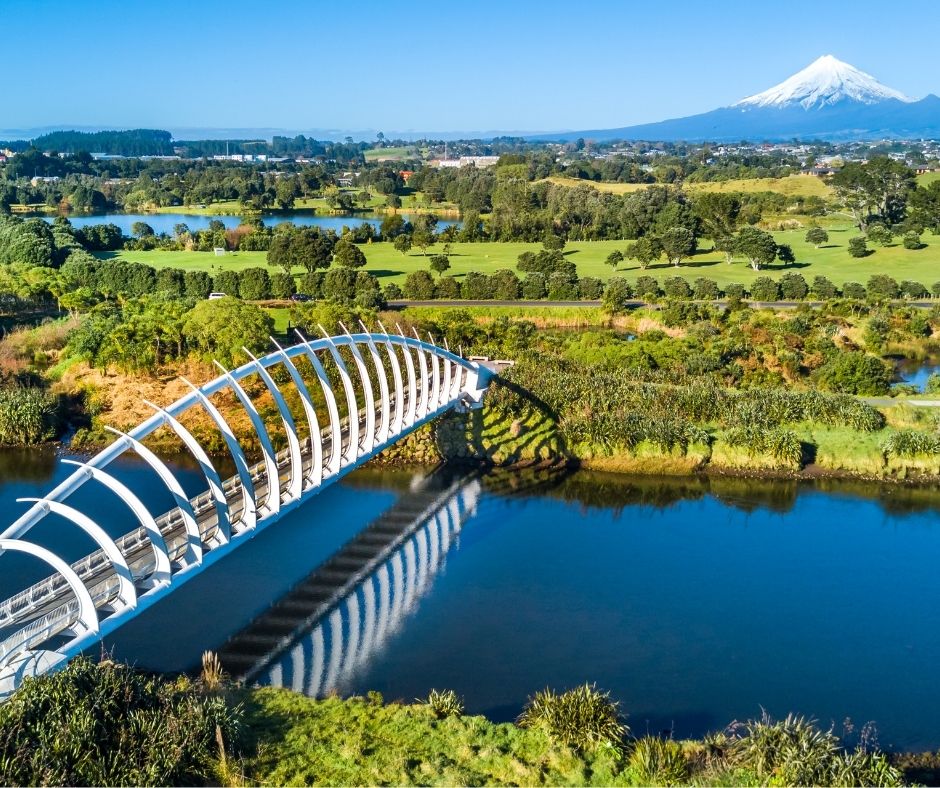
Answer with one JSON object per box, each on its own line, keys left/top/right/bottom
{"left": 0, "top": 330, "right": 493, "bottom": 700}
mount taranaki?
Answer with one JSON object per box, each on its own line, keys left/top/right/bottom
{"left": 542, "top": 56, "right": 940, "bottom": 143}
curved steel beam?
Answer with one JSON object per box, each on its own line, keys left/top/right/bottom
{"left": 293, "top": 331, "right": 343, "bottom": 477}
{"left": 60, "top": 459, "right": 172, "bottom": 587}
{"left": 425, "top": 333, "right": 442, "bottom": 412}
{"left": 213, "top": 362, "right": 281, "bottom": 516}
{"left": 104, "top": 427, "right": 203, "bottom": 567}
{"left": 357, "top": 322, "right": 391, "bottom": 444}
{"left": 0, "top": 539, "right": 98, "bottom": 636}
{"left": 142, "top": 401, "right": 230, "bottom": 546}
{"left": 410, "top": 329, "right": 431, "bottom": 417}
{"left": 182, "top": 379, "right": 256, "bottom": 533}
{"left": 271, "top": 337, "right": 323, "bottom": 488}
{"left": 242, "top": 348, "right": 303, "bottom": 502}
{"left": 377, "top": 322, "right": 405, "bottom": 435}
{"left": 16, "top": 498, "right": 137, "bottom": 612}
{"left": 395, "top": 324, "right": 419, "bottom": 427}
{"left": 337, "top": 323, "right": 376, "bottom": 455}
{"left": 317, "top": 327, "right": 360, "bottom": 466}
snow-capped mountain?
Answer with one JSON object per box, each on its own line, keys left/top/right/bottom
{"left": 734, "top": 55, "right": 912, "bottom": 109}
{"left": 535, "top": 56, "right": 939, "bottom": 143}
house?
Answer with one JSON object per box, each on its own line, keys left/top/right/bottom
{"left": 911, "top": 164, "right": 933, "bottom": 174}
{"left": 801, "top": 167, "right": 837, "bottom": 177}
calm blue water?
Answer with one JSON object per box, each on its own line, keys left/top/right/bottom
{"left": 3, "top": 453, "right": 940, "bottom": 749}
{"left": 42, "top": 212, "right": 459, "bottom": 236}
{"left": 897, "top": 358, "right": 940, "bottom": 393}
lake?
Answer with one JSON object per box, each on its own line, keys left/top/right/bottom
{"left": 3, "top": 452, "right": 940, "bottom": 750}
{"left": 41, "top": 212, "right": 460, "bottom": 236}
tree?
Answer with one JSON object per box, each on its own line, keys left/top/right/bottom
{"left": 270, "top": 271, "right": 296, "bottom": 299}
{"left": 662, "top": 276, "right": 692, "bottom": 298}
{"left": 183, "top": 298, "right": 274, "bottom": 367}
{"left": 212, "top": 270, "right": 240, "bottom": 297}
{"left": 332, "top": 239, "right": 367, "bottom": 268}
{"left": 658, "top": 227, "right": 696, "bottom": 267}
{"left": 692, "top": 277, "right": 720, "bottom": 300}
{"left": 692, "top": 192, "right": 740, "bottom": 240}
{"left": 624, "top": 236, "right": 661, "bottom": 269}
{"left": 542, "top": 232, "right": 566, "bottom": 251}
{"left": 866, "top": 274, "right": 899, "bottom": 301}
{"left": 634, "top": 275, "right": 660, "bottom": 299}
{"left": 811, "top": 275, "right": 839, "bottom": 300}
{"left": 866, "top": 224, "right": 894, "bottom": 247}
{"left": 380, "top": 214, "right": 406, "bottom": 239}
{"left": 750, "top": 276, "right": 780, "bottom": 302}
{"left": 491, "top": 269, "right": 521, "bottom": 300}
{"left": 805, "top": 227, "right": 829, "bottom": 248}
{"left": 403, "top": 270, "right": 436, "bottom": 300}
{"left": 848, "top": 236, "right": 869, "bottom": 258}
{"left": 429, "top": 254, "right": 451, "bottom": 276}
{"left": 714, "top": 235, "right": 737, "bottom": 265}
{"left": 322, "top": 267, "right": 358, "bottom": 303}
{"left": 411, "top": 224, "right": 435, "bottom": 255}
{"left": 814, "top": 352, "right": 892, "bottom": 395}
{"left": 393, "top": 234, "right": 413, "bottom": 256}
{"left": 184, "top": 270, "right": 213, "bottom": 300}
{"left": 238, "top": 267, "right": 272, "bottom": 300}
{"left": 130, "top": 221, "right": 154, "bottom": 239}
{"left": 778, "top": 272, "right": 808, "bottom": 300}
{"left": 735, "top": 227, "right": 778, "bottom": 270}
{"left": 275, "top": 177, "right": 298, "bottom": 209}
{"left": 605, "top": 250, "right": 623, "bottom": 270}
{"left": 155, "top": 267, "right": 185, "bottom": 298}
{"left": 903, "top": 230, "right": 924, "bottom": 250}
{"left": 602, "top": 277, "right": 634, "bottom": 313}
{"left": 521, "top": 273, "right": 547, "bottom": 300}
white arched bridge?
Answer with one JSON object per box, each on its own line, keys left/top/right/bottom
{"left": 0, "top": 325, "right": 495, "bottom": 700}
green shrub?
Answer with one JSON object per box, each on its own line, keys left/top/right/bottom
{"left": 843, "top": 281, "right": 866, "bottom": 300}
{"left": 750, "top": 276, "right": 780, "bottom": 302}
{"left": 0, "top": 657, "right": 242, "bottom": 787}
{"left": 517, "top": 684, "right": 627, "bottom": 751}
{"left": 848, "top": 236, "right": 870, "bottom": 258}
{"left": 882, "top": 429, "right": 940, "bottom": 459}
{"left": 628, "top": 737, "right": 689, "bottom": 786}
{"left": 903, "top": 230, "right": 924, "bottom": 250}
{"left": 423, "top": 689, "right": 465, "bottom": 719}
{"left": 729, "top": 712, "right": 900, "bottom": 787}
{"left": 0, "top": 385, "right": 58, "bottom": 445}
{"left": 814, "top": 352, "right": 893, "bottom": 396}
{"left": 724, "top": 425, "right": 803, "bottom": 467}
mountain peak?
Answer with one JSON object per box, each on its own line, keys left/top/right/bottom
{"left": 734, "top": 55, "right": 913, "bottom": 110}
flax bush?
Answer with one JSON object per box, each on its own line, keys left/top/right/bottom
{"left": 0, "top": 657, "right": 242, "bottom": 786}
{"left": 517, "top": 684, "right": 627, "bottom": 752}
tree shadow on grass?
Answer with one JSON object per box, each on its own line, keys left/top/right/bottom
{"left": 367, "top": 269, "right": 405, "bottom": 279}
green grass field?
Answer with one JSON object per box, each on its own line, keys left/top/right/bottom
{"left": 546, "top": 174, "right": 835, "bottom": 199}
{"left": 105, "top": 221, "right": 940, "bottom": 289}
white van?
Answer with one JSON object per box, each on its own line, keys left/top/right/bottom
{"left": 208, "top": 292, "right": 227, "bottom": 300}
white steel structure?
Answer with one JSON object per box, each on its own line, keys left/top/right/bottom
{"left": 0, "top": 328, "right": 492, "bottom": 700}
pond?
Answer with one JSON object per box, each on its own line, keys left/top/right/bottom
{"left": 40, "top": 211, "right": 460, "bottom": 237}
{"left": 896, "top": 357, "right": 940, "bottom": 393}
{"left": 2, "top": 453, "right": 940, "bottom": 750}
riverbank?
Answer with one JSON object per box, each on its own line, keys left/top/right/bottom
{"left": 3, "top": 657, "right": 931, "bottom": 786}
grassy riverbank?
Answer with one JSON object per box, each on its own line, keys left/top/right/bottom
{"left": 3, "top": 658, "right": 924, "bottom": 786}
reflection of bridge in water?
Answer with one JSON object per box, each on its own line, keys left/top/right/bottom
{"left": 223, "top": 470, "right": 483, "bottom": 692}
{"left": 229, "top": 466, "right": 570, "bottom": 696}
{"left": 0, "top": 328, "right": 497, "bottom": 699}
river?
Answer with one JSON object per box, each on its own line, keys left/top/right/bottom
{"left": 41, "top": 212, "right": 460, "bottom": 236}
{"left": 2, "top": 452, "right": 940, "bottom": 750}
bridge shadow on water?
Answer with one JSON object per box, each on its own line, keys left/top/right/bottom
{"left": 219, "top": 462, "right": 572, "bottom": 696}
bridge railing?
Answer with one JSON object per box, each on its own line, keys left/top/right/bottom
{"left": 0, "top": 329, "right": 493, "bottom": 699}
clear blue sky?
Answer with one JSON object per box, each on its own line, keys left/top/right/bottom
{"left": 4, "top": 0, "right": 938, "bottom": 136}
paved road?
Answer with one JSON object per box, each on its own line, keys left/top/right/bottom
{"left": 862, "top": 398, "right": 940, "bottom": 408}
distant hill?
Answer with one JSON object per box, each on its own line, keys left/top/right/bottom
{"left": 29, "top": 129, "right": 176, "bottom": 156}
{"left": 534, "top": 56, "right": 940, "bottom": 143}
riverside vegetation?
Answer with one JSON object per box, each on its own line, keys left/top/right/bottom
{"left": 3, "top": 297, "right": 940, "bottom": 482}
{"left": 4, "top": 657, "right": 931, "bottom": 787}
